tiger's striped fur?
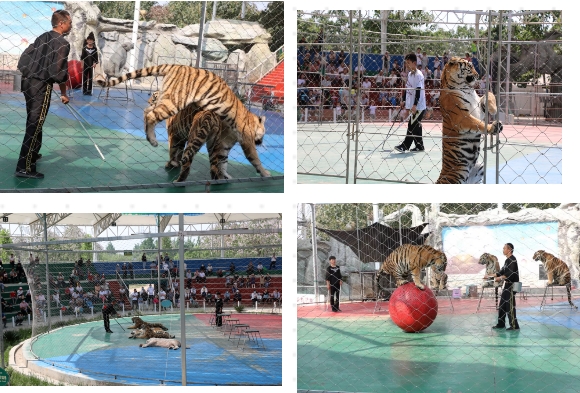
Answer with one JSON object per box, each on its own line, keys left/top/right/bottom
{"left": 533, "top": 250, "right": 577, "bottom": 309}
{"left": 377, "top": 244, "right": 447, "bottom": 290}
{"left": 436, "top": 57, "right": 503, "bottom": 184}
{"left": 95, "top": 64, "right": 270, "bottom": 177}
{"left": 478, "top": 252, "right": 502, "bottom": 307}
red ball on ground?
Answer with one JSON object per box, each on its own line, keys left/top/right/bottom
{"left": 388, "top": 282, "right": 438, "bottom": 333}
{"left": 67, "top": 60, "right": 83, "bottom": 89}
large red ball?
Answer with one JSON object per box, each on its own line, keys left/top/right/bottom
{"left": 68, "top": 60, "right": 83, "bottom": 89}
{"left": 388, "top": 282, "right": 438, "bottom": 332}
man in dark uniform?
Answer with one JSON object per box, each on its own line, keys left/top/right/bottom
{"left": 102, "top": 302, "right": 117, "bottom": 333}
{"left": 325, "top": 256, "right": 343, "bottom": 312}
{"left": 489, "top": 243, "right": 520, "bottom": 330}
{"left": 215, "top": 291, "right": 224, "bottom": 327}
{"left": 16, "top": 10, "right": 72, "bottom": 179}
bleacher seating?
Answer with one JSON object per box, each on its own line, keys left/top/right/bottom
{"left": 1, "top": 257, "right": 282, "bottom": 325}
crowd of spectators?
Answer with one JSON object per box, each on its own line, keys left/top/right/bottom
{"left": 298, "top": 37, "right": 485, "bottom": 121}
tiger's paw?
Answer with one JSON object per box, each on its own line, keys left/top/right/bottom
{"left": 165, "top": 160, "right": 179, "bottom": 169}
{"left": 147, "top": 137, "right": 159, "bottom": 147}
{"left": 414, "top": 283, "right": 426, "bottom": 290}
{"left": 259, "top": 169, "right": 271, "bottom": 177}
{"left": 491, "top": 121, "right": 503, "bottom": 135}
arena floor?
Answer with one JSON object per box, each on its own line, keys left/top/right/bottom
{"left": 13, "top": 313, "right": 281, "bottom": 386}
{"left": 297, "top": 122, "right": 562, "bottom": 184}
{"left": 0, "top": 88, "right": 284, "bottom": 192}
{"left": 298, "top": 294, "right": 580, "bottom": 392}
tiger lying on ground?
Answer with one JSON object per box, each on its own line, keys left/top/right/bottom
{"left": 95, "top": 64, "right": 271, "bottom": 178}
{"left": 533, "top": 250, "right": 578, "bottom": 309}
{"left": 129, "top": 326, "right": 175, "bottom": 339}
{"left": 478, "top": 253, "right": 503, "bottom": 307}
{"left": 436, "top": 57, "right": 503, "bottom": 184}
{"left": 128, "top": 316, "right": 169, "bottom": 331}
{"left": 377, "top": 244, "right": 447, "bottom": 290}
{"left": 148, "top": 91, "right": 265, "bottom": 181}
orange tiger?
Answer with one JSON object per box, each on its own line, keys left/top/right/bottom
{"left": 436, "top": 57, "right": 503, "bottom": 184}
{"left": 95, "top": 64, "right": 270, "bottom": 178}
{"left": 533, "top": 250, "right": 577, "bottom": 309}
{"left": 377, "top": 244, "right": 447, "bottom": 290}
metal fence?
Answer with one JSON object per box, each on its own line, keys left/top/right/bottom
{"left": 298, "top": 203, "right": 580, "bottom": 392}
{"left": 1, "top": 213, "right": 282, "bottom": 385}
{"left": 0, "top": 1, "right": 284, "bottom": 192}
{"left": 297, "top": 10, "right": 562, "bottom": 184}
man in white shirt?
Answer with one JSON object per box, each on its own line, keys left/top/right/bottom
{"left": 147, "top": 284, "right": 155, "bottom": 305}
{"left": 395, "top": 53, "right": 427, "bottom": 152}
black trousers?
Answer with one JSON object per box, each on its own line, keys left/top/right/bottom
{"left": 82, "top": 66, "right": 93, "bottom": 94}
{"left": 17, "top": 78, "right": 53, "bottom": 172}
{"left": 103, "top": 312, "right": 111, "bottom": 331}
{"left": 329, "top": 284, "right": 340, "bottom": 311}
{"left": 216, "top": 313, "right": 222, "bottom": 327}
{"left": 400, "top": 109, "right": 425, "bottom": 150}
{"left": 497, "top": 285, "right": 519, "bottom": 328}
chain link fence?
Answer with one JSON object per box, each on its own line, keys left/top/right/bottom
{"left": 0, "top": 1, "right": 284, "bottom": 192}
{"left": 1, "top": 213, "right": 282, "bottom": 385}
{"left": 297, "top": 10, "right": 562, "bottom": 184}
{"left": 298, "top": 203, "right": 580, "bottom": 392}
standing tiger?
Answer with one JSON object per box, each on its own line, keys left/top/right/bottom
{"left": 478, "top": 253, "right": 503, "bottom": 307}
{"left": 94, "top": 64, "right": 271, "bottom": 178}
{"left": 148, "top": 92, "right": 255, "bottom": 181}
{"left": 377, "top": 244, "right": 447, "bottom": 290}
{"left": 436, "top": 57, "right": 503, "bottom": 184}
{"left": 533, "top": 250, "right": 577, "bottom": 309}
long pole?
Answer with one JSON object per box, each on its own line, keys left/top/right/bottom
{"left": 44, "top": 213, "right": 51, "bottom": 332}
{"left": 179, "top": 214, "right": 187, "bottom": 386}
{"left": 158, "top": 219, "right": 162, "bottom": 316}
{"left": 310, "top": 204, "right": 319, "bottom": 302}
{"left": 196, "top": 2, "right": 208, "bottom": 68}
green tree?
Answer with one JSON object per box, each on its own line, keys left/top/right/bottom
{"left": 0, "top": 228, "right": 13, "bottom": 263}
{"left": 106, "top": 242, "right": 115, "bottom": 251}
{"left": 94, "top": 1, "right": 156, "bottom": 20}
{"left": 258, "top": 1, "right": 284, "bottom": 51}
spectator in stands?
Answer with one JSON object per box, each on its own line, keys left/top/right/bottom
{"left": 360, "top": 93, "right": 369, "bottom": 109}
{"left": 75, "top": 281, "right": 83, "bottom": 293}
{"left": 159, "top": 287, "right": 166, "bottom": 303}
{"left": 20, "top": 299, "right": 30, "bottom": 314}
{"left": 392, "top": 60, "right": 402, "bottom": 74}
{"left": 265, "top": 273, "right": 272, "bottom": 288}
{"left": 10, "top": 254, "right": 16, "bottom": 270}
{"left": 250, "top": 274, "right": 256, "bottom": 288}
{"left": 185, "top": 269, "right": 192, "bottom": 288}
{"left": 16, "top": 286, "right": 24, "bottom": 300}
{"left": 251, "top": 290, "right": 258, "bottom": 305}
{"left": 199, "top": 270, "right": 206, "bottom": 283}
{"left": 231, "top": 280, "right": 238, "bottom": 293}
{"left": 225, "top": 275, "right": 231, "bottom": 287}
{"left": 129, "top": 262, "right": 134, "bottom": 279}
{"left": 262, "top": 289, "right": 270, "bottom": 303}
{"left": 337, "top": 50, "right": 346, "bottom": 66}
{"left": 433, "top": 66, "right": 442, "bottom": 88}
{"left": 53, "top": 291, "right": 61, "bottom": 307}
{"left": 272, "top": 289, "right": 281, "bottom": 303}
{"left": 369, "top": 100, "right": 377, "bottom": 121}
{"left": 375, "top": 70, "right": 385, "bottom": 89}
{"left": 423, "top": 66, "right": 432, "bottom": 81}
{"left": 37, "top": 293, "right": 46, "bottom": 310}
{"left": 383, "top": 51, "right": 391, "bottom": 74}
{"left": 99, "top": 288, "right": 108, "bottom": 303}
{"left": 99, "top": 274, "right": 106, "bottom": 286}
{"left": 229, "top": 262, "right": 236, "bottom": 275}
{"left": 205, "top": 290, "right": 213, "bottom": 304}
{"left": 327, "top": 50, "right": 337, "bottom": 66}
{"left": 162, "top": 260, "right": 169, "bottom": 278}
{"left": 122, "top": 263, "right": 127, "bottom": 279}
{"left": 10, "top": 269, "right": 18, "bottom": 283}
{"left": 200, "top": 285, "right": 208, "bottom": 299}
{"left": 56, "top": 272, "right": 64, "bottom": 289}
{"left": 257, "top": 262, "right": 264, "bottom": 275}
{"left": 270, "top": 253, "right": 277, "bottom": 270}
{"left": 15, "top": 310, "right": 25, "bottom": 326}
{"left": 416, "top": 47, "right": 424, "bottom": 69}
{"left": 141, "top": 252, "right": 147, "bottom": 265}
{"left": 207, "top": 263, "right": 213, "bottom": 276}
{"left": 115, "top": 264, "right": 121, "bottom": 277}
{"left": 433, "top": 55, "right": 441, "bottom": 72}
{"left": 217, "top": 269, "right": 224, "bottom": 278}
{"left": 233, "top": 290, "right": 242, "bottom": 303}
{"left": 259, "top": 274, "right": 265, "bottom": 288}
{"left": 443, "top": 52, "right": 449, "bottom": 68}
{"left": 464, "top": 52, "right": 472, "bottom": 63}
{"left": 247, "top": 261, "right": 255, "bottom": 275}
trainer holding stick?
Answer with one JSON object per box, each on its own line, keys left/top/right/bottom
{"left": 102, "top": 302, "right": 117, "bottom": 333}
{"left": 15, "top": 10, "right": 72, "bottom": 179}
{"left": 326, "top": 256, "right": 343, "bottom": 312}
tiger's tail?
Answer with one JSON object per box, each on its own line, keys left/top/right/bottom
{"left": 95, "top": 65, "right": 173, "bottom": 87}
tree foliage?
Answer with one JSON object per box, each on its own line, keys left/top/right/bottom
{"left": 94, "top": 1, "right": 157, "bottom": 20}
{"left": 0, "top": 228, "right": 13, "bottom": 263}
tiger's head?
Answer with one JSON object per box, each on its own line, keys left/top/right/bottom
{"left": 479, "top": 253, "right": 500, "bottom": 271}
{"left": 430, "top": 250, "right": 448, "bottom": 273}
{"left": 533, "top": 250, "right": 547, "bottom": 263}
{"left": 441, "top": 57, "right": 479, "bottom": 89}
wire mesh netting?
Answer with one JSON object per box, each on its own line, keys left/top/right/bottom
{"left": 0, "top": 1, "right": 284, "bottom": 192}
{"left": 297, "top": 10, "right": 562, "bottom": 184}
{"left": 0, "top": 213, "right": 282, "bottom": 385}
{"left": 298, "top": 203, "right": 580, "bottom": 392}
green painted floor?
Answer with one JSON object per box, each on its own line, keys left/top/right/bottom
{"left": 0, "top": 93, "right": 283, "bottom": 192}
{"left": 298, "top": 311, "right": 580, "bottom": 393}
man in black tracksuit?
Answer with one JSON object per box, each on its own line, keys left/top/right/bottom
{"left": 325, "top": 256, "right": 343, "bottom": 312}
{"left": 16, "top": 10, "right": 72, "bottom": 179}
{"left": 490, "top": 243, "right": 520, "bottom": 330}
{"left": 102, "top": 302, "right": 117, "bottom": 333}
{"left": 215, "top": 292, "right": 224, "bottom": 327}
